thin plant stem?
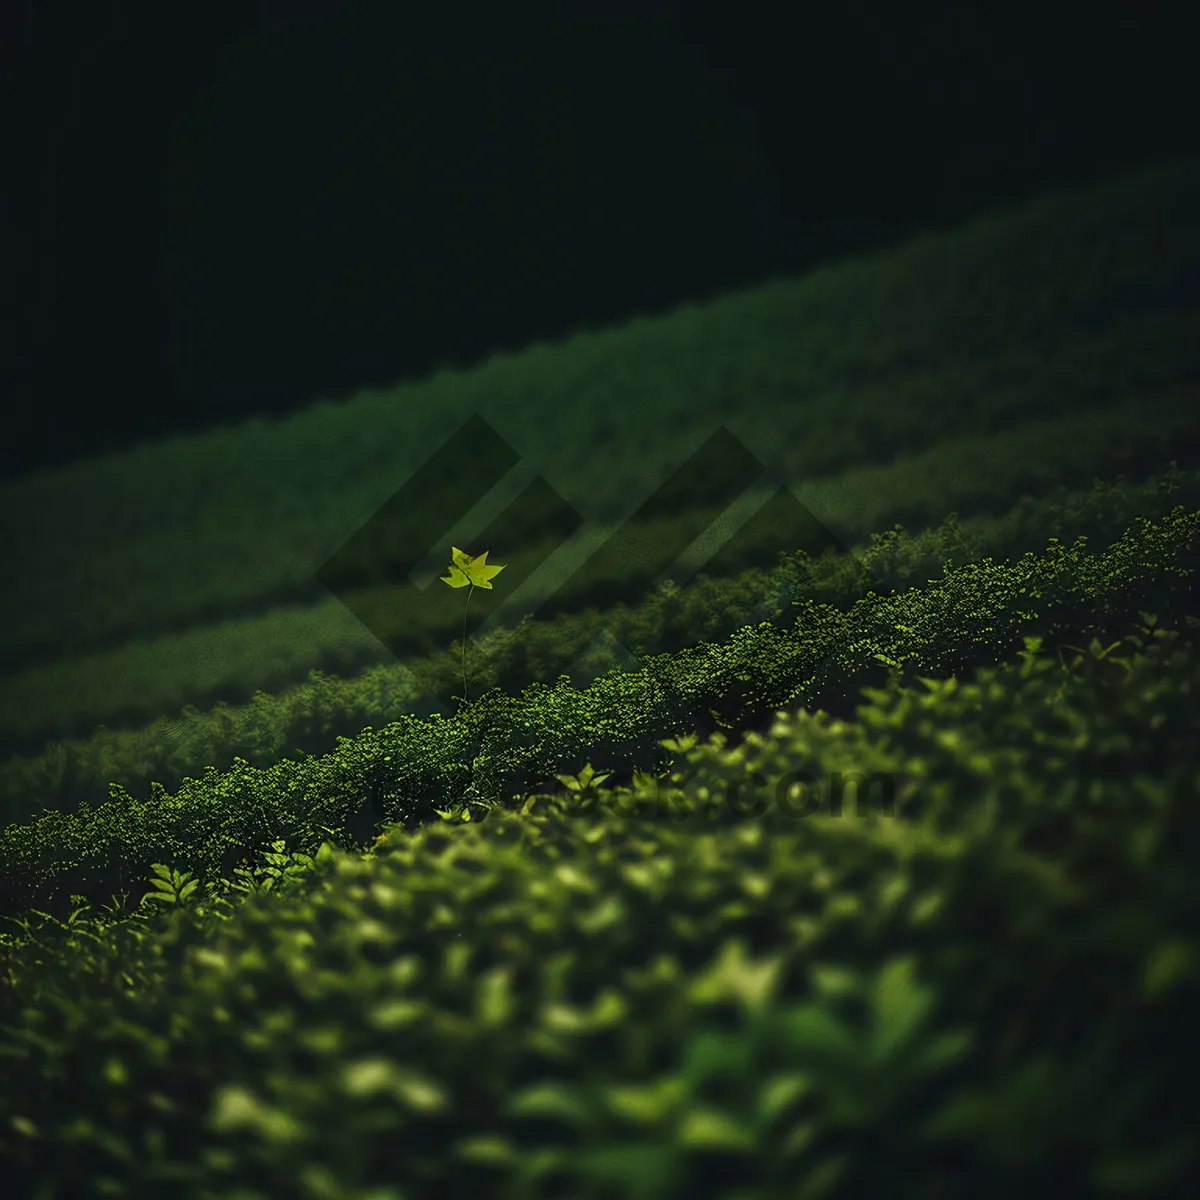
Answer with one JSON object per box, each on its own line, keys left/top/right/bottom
{"left": 461, "top": 584, "right": 474, "bottom": 702}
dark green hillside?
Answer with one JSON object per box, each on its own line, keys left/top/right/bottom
{"left": 1, "top": 498, "right": 1195, "bottom": 925}
{"left": 1, "top": 597, "right": 1196, "bottom": 1198}
{"left": 1, "top": 157, "right": 1198, "bottom": 762}
{"left": 0, "top": 460, "right": 1195, "bottom": 831}
{"left": 1, "top": 162, "right": 1198, "bottom": 1199}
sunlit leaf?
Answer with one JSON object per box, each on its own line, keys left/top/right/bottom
{"left": 440, "top": 546, "right": 506, "bottom": 590}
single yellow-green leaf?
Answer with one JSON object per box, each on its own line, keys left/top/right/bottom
{"left": 440, "top": 546, "right": 506, "bottom": 590}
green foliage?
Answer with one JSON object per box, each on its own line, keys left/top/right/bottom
{"left": 3, "top": 461, "right": 1198, "bottom": 830}
{"left": 554, "top": 761, "right": 613, "bottom": 793}
{"left": 138, "top": 862, "right": 200, "bottom": 910}
{"left": 1, "top": 502, "right": 1196, "bottom": 927}
{"left": 2, "top": 157, "right": 1199, "bottom": 752}
{"left": 0, "top": 617, "right": 1197, "bottom": 1196}
{"left": 440, "top": 545, "right": 506, "bottom": 704}
{"left": 439, "top": 546, "right": 506, "bottom": 591}
{"left": 3, "top": 392, "right": 1199, "bottom": 760}
{"left": 2, "top": 159, "right": 1200, "bottom": 1197}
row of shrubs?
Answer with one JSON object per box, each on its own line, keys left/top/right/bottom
{"left": 3, "top": 156, "right": 1198, "bottom": 677}
{"left": 0, "top": 612, "right": 1196, "bottom": 1197}
{"left": 2, "top": 460, "right": 1195, "bottom": 831}
{"left": 4, "top": 379, "right": 1196, "bottom": 761}
{"left": 0, "top": 497, "right": 1196, "bottom": 926}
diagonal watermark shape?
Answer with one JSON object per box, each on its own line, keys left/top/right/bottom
{"left": 317, "top": 412, "right": 879, "bottom": 727}
{"left": 316, "top": 413, "right": 583, "bottom": 707}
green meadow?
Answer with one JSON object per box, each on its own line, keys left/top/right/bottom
{"left": 1, "top": 157, "right": 1199, "bottom": 1198}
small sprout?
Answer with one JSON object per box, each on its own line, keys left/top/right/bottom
{"left": 440, "top": 547, "right": 506, "bottom": 704}
{"left": 554, "top": 762, "right": 612, "bottom": 793}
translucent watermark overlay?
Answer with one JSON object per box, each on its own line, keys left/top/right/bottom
{"left": 317, "top": 411, "right": 877, "bottom": 714}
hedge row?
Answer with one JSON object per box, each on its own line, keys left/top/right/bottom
{"left": 0, "top": 615, "right": 1196, "bottom": 1197}
{"left": 0, "top": 500, "right": 1196, "bottom": 927}
{"left": 2, "top": 461, "right": 1195, "bottom": 831}
{"left": 3, "top": 157, "right": 1197, "bottom": 675}
{"left": 4, "top": 382, "right": 1198, "bottom": 760}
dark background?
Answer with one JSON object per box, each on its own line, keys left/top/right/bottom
{"left": 4, "top": 0, "right": 1197, "bottom": 483}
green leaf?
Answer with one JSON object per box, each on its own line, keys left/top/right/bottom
{"left": 602, "top": 1077, "right": 686, "bottom": 1125}
{"left": 810, "top": 963, "right": 863, "bottom": 1000}
{"left": 506, "top": 1082, "right": 594, "bottom": 1128}
{"left": 776, "top": 1003, "right": 860, "bottom": 1065}
{"left": 688, "top": 938, "right": 784, "bottom": 1013}
{"left": 440, "top": 546, "right": 506, "bottom": 590}
{"left": 868, "top": 955, "right": 934, "bottom": 1062}
{"left": 675, "top": 1106, "right": 756, "bottom": 1151}
{"left": 455, "top": 1134, "right": 520, "bottom": 1166}
{"left": 758, "top": 1072, "right": 814, "bottom": 1122}
{"left": 1140, "top": 938, "right": 1196, "bottom": 1000}
{"left": 9, "top": 1115, "right": 39, "bottom": 1138}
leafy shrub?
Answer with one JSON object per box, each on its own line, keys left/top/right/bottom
{"left": 0, "top": 616, "right": 1196, "bottom": 1197}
